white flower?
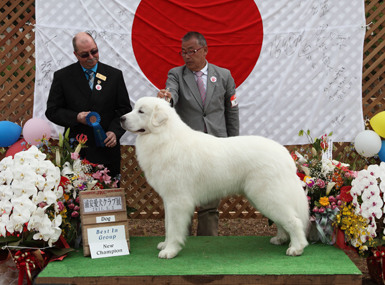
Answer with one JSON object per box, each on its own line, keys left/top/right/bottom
{"left": 326, "top": 182, "right": 336, "bottom": 195}
{"left": 295, "top": 151, "right": 307, "bottom": 165}
{"left": 8, "top": 208, "right": 31, "bottom": 233}
{"left": 362, "top": 185, "right": 381, "bottom": 201}
{"left": 0, "top": 199, "right": 13, "bottom": 215}
{"left": 301, "top": 165, "right": 310, "bottom": 176}
{"left": 34, "top": 189, "right": 57, "bottom": 206}
{"left": 11, "top": 194, "right": 37, "bottom": 214}
{"left": 0, "top": 168, "right": 13, "bottom": 185}
{"left": 367, "top": 164, "right": 380, "bottom": 178}
{"left": 12, "top": 165, "right": 38, "bottom": 182}
{"left": 72, "top": 159, "right": 82, "bottom": 174}
{"left": 11, "top": 180, "right": 38, "bottom": 197}
{"left": 0, "top": 146, "right": 62, "bottom": 246}
{"left": 0, "top": 156, "right": 13, "bottom": 171}
{"left": 61, "top": 161, "right": 73, "bottom": 176}
{"left": 0, "top": 214, "right": 10, "bottom": 237}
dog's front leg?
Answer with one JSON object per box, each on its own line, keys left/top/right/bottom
{"left": 158, "top": 200, "right": 194, "bottom": 259}
{"left": 157, "top": 201, "right": 169, "bottom": 251}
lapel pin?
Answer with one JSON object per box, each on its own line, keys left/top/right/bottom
{"left": 210, "top": 76, "right": 217, "bottom": 83}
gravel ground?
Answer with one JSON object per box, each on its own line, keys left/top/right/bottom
{"left": 128, "top": 218, "right": 378, "bottom": 285}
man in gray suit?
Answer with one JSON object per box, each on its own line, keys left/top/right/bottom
{"left": 157, "top": 31, "right": 239, "bottom": 236}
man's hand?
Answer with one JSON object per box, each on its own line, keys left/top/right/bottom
{"left": 157, "top": 89, "right": 171, "bottom": 102}
{"left": 77, "top": 111, "right": 91, "bottom": 125}
{"left": 104, "top": 131, "right": 117, "bottom": 147}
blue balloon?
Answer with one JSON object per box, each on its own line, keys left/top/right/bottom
{"left": 378, "top": 140, "right": 385, "bottom": 162}
{"left": 0, "top": 121, "right": 22, "bottom": 147}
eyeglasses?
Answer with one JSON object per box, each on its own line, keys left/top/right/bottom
{"left": 76, "top": 49, "right": 99, "bottom": 58}
{"left": 179, "top": 46, "right": 205, "bottom": 57}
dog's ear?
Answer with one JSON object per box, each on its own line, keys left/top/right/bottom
{"left": 151, "top": 105, "right": 168, "bottom": 127}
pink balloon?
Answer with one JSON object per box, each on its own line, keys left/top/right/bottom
{"left": 23, "top": 118, "right": 51, "bottom": 145}
{"left": 6, "top": 138, "right": 28, "bottom": 158}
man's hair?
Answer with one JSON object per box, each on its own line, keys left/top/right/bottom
{"left": 72, "top": 32, "right": 96, "bottom": 51}
{"left": 182, "top": 31, "right": 207, "bottom": 47}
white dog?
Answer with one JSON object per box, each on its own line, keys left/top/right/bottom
{"left": 120, "top": 97, "right": 309, "bottom": 259}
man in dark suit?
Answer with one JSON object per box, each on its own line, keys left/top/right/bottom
{"left": 46, "top": 32, "right": 132, "bottom": 179}
{"left": 157, "top": 31, "right": 239, "bottom": 236}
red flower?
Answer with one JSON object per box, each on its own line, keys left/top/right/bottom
{"left": 297, "top": 172, "right": 306, "bottom": 181}
{"left": 340, "top": 186, "right": 353, "bottom": 202}
{"left": 60, "top": 176, "right": 70, "bottom": 187}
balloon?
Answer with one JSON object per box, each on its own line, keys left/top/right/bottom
{"left": 5, "top": 138, "right": 28, "bottom": 158}
{"left": 370, "top": 111, "right": 385, "bottom": 138}
{"left": 0, "top": 121, "right": 22, "bottom": 147}
{"left": 23, "top": 118, "right": 51, "bottom": 145}
{"left": 378, "top": 141, "right": 385, "bottom": 162}
{"left": 354, "top": 130, "right": 382, "bottom": 157}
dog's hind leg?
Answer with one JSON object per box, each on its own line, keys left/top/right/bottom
{"left": 158, "top": 199, "right": 194, "bottom": 259}
{"left": 270, "top": 224, "right": 289, "bottom": 245}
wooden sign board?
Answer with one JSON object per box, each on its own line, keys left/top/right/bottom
{"left": 79, "top": 188, "right": 130, "bottom": 257}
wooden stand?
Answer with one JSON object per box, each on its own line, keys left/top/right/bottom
{"left": 79, "top": 188, "right": 130, "bottom": 256}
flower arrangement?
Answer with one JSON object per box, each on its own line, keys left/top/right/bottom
{"left": 38, "top": 130, "right": 121, "bottom": 246}
{"left": 0, "top": 145, "right": 62, "bottom": 248}
{"left": 293, "top": 130, "right": 359, "bottom": 244}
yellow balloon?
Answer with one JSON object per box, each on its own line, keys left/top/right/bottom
{"left": 370, "top": 111, "right": 385, "bottom": 138}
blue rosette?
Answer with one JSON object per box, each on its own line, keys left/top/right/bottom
{"left": 86, "top": 112, "right": 107, "bottom": 147}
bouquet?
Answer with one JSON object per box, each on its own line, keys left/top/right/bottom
{"left": 293, "top": 130, "right": 357, "bottom": 244}
{"left": 40, "top": 130, "right": 121, "bottom": 246}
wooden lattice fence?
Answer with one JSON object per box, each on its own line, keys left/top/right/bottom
{"left": 1, "top": 0, "right": 384, "bottom": 219}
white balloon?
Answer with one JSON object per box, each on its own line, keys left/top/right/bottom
{"left": 354, "top": 130, "right": 382, "bottom": 157}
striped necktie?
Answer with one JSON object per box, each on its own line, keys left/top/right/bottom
{"left": 195, "top": 71, "right": 206, "bottom": 106}
{"left": 85, "top": 69, "right": 95, "bottom": 90}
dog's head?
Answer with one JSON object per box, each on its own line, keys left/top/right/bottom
{"left": 120, "top": 97, "right": 171, "bottom": 135}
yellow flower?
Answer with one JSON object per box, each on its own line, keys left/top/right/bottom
{"left": 319, "top": 196, "right": 330, "bottom": 207}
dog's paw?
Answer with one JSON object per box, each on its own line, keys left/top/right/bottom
{"left": 286, "top": 246, "right": 303, "bottom": 256}
{"left": 158, "top": 249, "right": 178, "bottom": 259}
{"left": 157, "top": 242, "right": 167, "bottom": 250}
{"left": 270, "top": 236, "right": 285, "bottom": 245}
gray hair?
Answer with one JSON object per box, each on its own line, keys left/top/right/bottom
{"left": 181, "top": 31, "right": 207, "bottom": 47}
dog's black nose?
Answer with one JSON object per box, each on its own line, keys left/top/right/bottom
{"left": 120, "top": 116, "right": 126, "bottom": 123}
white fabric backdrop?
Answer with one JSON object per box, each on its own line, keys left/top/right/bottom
{"left": 34, "top": 0, "right": 366, "bottom": 145}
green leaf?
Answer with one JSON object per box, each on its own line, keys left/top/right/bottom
{"left": 298, "top": 130, "right": 304, "bottom": 136}
{"left": 65, "top": 128, "right": 70, "bottom": 140}
{"left": 0, "top": 236, "right": 21, "bottom": 244}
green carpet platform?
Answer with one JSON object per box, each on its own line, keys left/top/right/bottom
{"left": 35, "top": 236, "right": 361, "bottom": 285}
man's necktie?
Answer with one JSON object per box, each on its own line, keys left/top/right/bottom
{"left": 85, "top": 69, "right": 95, "bottom": 90}
{"left": 195, "top": 71, "right": 206, "bottom": 106}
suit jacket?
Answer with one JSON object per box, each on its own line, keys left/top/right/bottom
{"left": 45, "top": 61, "right": 132, "bottom": 164}
{"left": 166, "top": 63, "right": 239, "bottom": 137}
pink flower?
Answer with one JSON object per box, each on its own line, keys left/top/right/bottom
{"left": 97, "top": 164, "right": 104, "bottom": 169}
{"left": 57, "top": 201, "right": 64, "bottom": 211}
{"left": 75, "top": 197, "right": 80, "bottom": 203}
{"left": 71, "top": 152, "right": 80, "bottom": 160}
{"left": 71, "top": 211, "right": 79, "bottom": 218}
{"left": 316, "top": 179, "right": 325, "bottom": 188}
{"left": 39, "top": 202, "right": 47, "bottom": 208}
{"left": 74, "top": 206, "right": 80, "bottom": 211}
{"left": 332, "top": 205, "right": 338, "bottom": 210}
{"left": 112, "top": 179, "right": 119, "bottom": 188}
{"left": 68, "top": 203, "right": 75, "bottom": 209}
{"left": 318, "top": 207, "right": 325, "bottom": 213}
{"left": 92, "top": 171, "right": 102, "bottom": 180}
{"left": 103, "top": 174, "right": 112, "bottom": 184}
{"left": 328, "top": 196, "right": 336, "bottom": 203}
{"left": 312, "top": 206, "right": 319, "bottom": 213}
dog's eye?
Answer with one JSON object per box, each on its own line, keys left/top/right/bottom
{"left": 138, "top": 109, "right": 144, "bottom": 114}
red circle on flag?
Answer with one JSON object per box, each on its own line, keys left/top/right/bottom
{"left": 132, "top": 0, "right": 263, "bottom": 89}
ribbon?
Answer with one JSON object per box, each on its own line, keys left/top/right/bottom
{"left": 312, "top": 207, "right": 339, "bottom": 245}
{"left": 86, "top": 112, "right": 107, "bottom": 147}
{"left": 13, "top": 250, "right": 37, "bottom": 285}
{"left": 368, "top": 247, "right": 385, "bottom": 283}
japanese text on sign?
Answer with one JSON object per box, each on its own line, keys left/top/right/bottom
{"left": 83, "top": 196, "right": 123, "bottom": 213}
